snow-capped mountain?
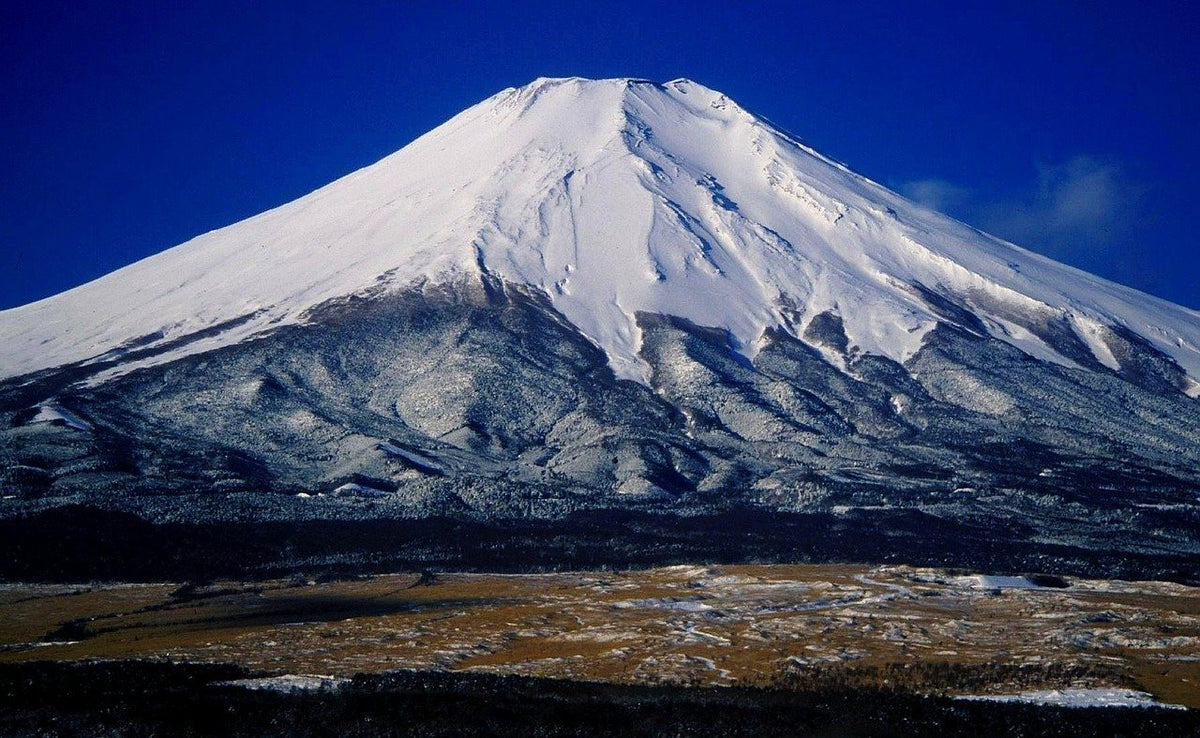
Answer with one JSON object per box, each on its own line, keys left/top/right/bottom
{"left": 2, "top": 78, "right": 1198, "bottom": 576}
{"left": 3, "top": 77, "right": 1198, "bottom": 391}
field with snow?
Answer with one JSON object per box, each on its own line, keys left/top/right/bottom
{"left": 2, "top": 564, "right": 1197, "bottom": 712}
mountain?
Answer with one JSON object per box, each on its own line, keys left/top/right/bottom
{"left": 2, "top": 78, "right": 1198, "bottom": 577}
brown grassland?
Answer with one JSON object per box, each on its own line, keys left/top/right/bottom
{"left": 1, "top": 564, "right": 1197, "bottom": 707}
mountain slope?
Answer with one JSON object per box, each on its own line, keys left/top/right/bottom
{"left": 1, "top": 78, "right": 1198, "bottom": 576}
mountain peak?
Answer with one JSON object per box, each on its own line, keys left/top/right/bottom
{"left": 2, "top": 79, "right": 1199, "bottom": 394}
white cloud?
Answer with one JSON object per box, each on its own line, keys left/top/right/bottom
{"left": 898, "top": 178, "right": 971, "bottom": 213}
{"left": 900, "top": 156, "right": 1148, "bottom": 267}
{"left": 984, "top": 156, "right": 1145, "bottom": 252}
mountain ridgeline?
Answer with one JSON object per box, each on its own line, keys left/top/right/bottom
{"left": 1, "top": 78, "right": 1198, "bottom": 578}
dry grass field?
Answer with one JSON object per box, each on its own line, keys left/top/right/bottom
{"left": 2, "top": 565, "right": 1197, "bottom": 707}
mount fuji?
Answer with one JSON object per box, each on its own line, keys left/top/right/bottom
{"left": 3, "top": 78, "right": 1198, "bottom": 578}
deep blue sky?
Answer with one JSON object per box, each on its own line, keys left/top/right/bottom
{"left": 2, "top": 1, "right": 1197, "bottom": 310}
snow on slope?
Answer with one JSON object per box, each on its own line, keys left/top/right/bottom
{"left": 957, "top": 688, "right": 1186, "bottom": 710}
{"left": 2, "top": 77, "right": 1199, "bottom": 389}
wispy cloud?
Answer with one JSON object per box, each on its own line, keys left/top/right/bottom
{"left": 897, "top": 178, "right": 971, "bottom": 214}
{"left": 899, "top": 155, "right": 1150, "bottom": 277}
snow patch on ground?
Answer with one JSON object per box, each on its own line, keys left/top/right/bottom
{"left": 331, "top": 482, "right": 391, "bottom": 498}
{"left": 30, "top": 402, "right": 92, "bottom": 431}
{"left": 956, "top": 688, "right": 1186, "bottom": 710}
{"left": 952, "top": 575, "right": 1045, "bottom": 590}
{"left": 612, "top": 597, "right": 714, "bottom": 612}
{"left": 221, "top": 674, "right": 350, "bottom": 693}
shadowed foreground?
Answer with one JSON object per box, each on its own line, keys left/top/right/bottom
{"left": 2, "top": 660, "right": 1198, "bottom": 738}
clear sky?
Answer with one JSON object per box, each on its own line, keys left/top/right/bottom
{"left": 2, "top": 0, "right": 1197, "bottom": 310}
